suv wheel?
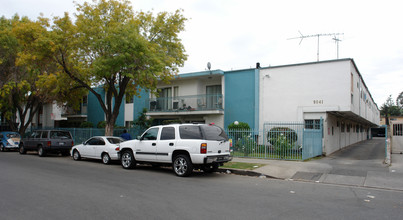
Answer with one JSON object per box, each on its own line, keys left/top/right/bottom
{"left": 38, "top": 146, "right": 47, "bottom": 157}
{"left": 19, "top": 144, "right": 26, "bottom": 154}
{"left": 72, "top": 150, "right": 81, "bottom": 161}
{"left": 102, "top": 153, "right": 111, "bottom": 164}
{"left": 121, "top": 150, "right": 136, "bottom": 169}
{"left": 173, "top": 154, "right": 193, "bottom": 177}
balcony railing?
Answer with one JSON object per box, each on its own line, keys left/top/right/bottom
{"left": 61, "top": 105, "right": 87, "bottom": 117}
{"left": 146, "top": 94, "right": 223, "bottom": 112}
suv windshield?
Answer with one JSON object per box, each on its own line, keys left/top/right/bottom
{"left": 200, "top": 125, "right": 228, "bottom": 141}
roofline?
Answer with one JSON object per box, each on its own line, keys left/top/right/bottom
{"left": 176, "top": 69, "right": 224, "bottom": 79}
{"left": 260, "top": 58, "right": 379, "bottom": 109}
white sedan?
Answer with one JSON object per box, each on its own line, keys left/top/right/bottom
{"left": 71, "top": 136, "right": 125, "bottom": 164}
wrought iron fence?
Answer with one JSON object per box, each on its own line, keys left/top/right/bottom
{"left": 226, "top": 120, "right": 323, "bottom": 161}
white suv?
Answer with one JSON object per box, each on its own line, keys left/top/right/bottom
{"left": 118, "top": 123, "right": 232, "bottom": 177}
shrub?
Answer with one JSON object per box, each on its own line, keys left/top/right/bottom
{"left": 97, "top": 121, "right": 106, "bottom": 128}
{"left": 267, "top": 127, "right": 298, "bottom": 157}
{"left": 228, "top": 121, "right": 250, "bottom": 130}
{"left": 79, "top": 121, "right": 94, "bottom": 128}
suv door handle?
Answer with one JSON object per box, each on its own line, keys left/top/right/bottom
{"left": 152, "top": 143, "right": 156, "bottom": 146}
{"left": 169, "top": 143, "right": 174, "bottom": 146}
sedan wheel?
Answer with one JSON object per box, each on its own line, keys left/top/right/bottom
{"left": 19, "top": 144, "right": 26, "bottom": 154}
{"left": 173, "top": 154, "right": 193, "bottom": 177}
{"left": 121, "top": 150, "right": 135, "bottom": 169}
{"left": 73, "top": 150, "right": 81, "bottom": 161}
{"left": 102, "top": 153, "right": 111, "bottom": 164}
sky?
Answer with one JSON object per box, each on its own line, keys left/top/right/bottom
{"left": 1, "top": 0, "right": 402, "bottom": 107}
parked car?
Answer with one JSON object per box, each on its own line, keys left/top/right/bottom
{"left": 19, "top": 130, "right": 74, "bottom": 157}
{"left": 118, "top": 123, "right": 232, "bottom": 177}
{"left": 71, "top": 136, "right": 125, "bottom": 164}
{"left": 0, "top": 131, "right": 21, "bottom": 152}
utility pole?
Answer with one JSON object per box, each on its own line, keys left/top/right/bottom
{"left": 288, "top": 31, "right": 344, "bottom": 61}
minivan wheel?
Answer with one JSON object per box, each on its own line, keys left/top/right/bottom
{"left": 121, "top": 150, "right": 136, "bottom": 169}
{"left": 38, "top": 146, "right": 46, "bottom": 157}
{"left": 173, "top": 154, "right": 193, "bottom": 177}
{"left": 102, "top": 153, "right": 111, "bottom": 164}
{"left": 73, "top": 150, "right": 81, "bottom": 161}
{"left": 19, "top": 144, "right": 26, "bottom": 154}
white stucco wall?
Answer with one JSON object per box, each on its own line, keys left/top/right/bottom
{"left": 259, "top": 60, "right": 352, "bottom": 124}
{"left": 258, "top": 59, "right": 378, "bottom": 155}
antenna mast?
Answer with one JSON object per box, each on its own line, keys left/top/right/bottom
{"left": 288, "top": 31, "right": 344, "bottom": 61}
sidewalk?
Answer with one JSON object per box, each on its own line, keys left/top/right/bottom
{"left": 225, "top": 154, "right": 403, "bottom": 191}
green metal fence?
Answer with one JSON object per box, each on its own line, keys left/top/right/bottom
{"left": 226, "top": 120, "right": 323, "bottom": 161}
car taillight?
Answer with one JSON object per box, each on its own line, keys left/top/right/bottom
{"left": 72, "top": 141, "right": 74, "bottom": 146}
{"left": 115, "top": 147, "right": 120, "bottom": 151}
{"left": 200, "top": 143, "right": 207, "bottom": 154}
{"left": 47, "top": 141, "right": 51, "bottom": 147}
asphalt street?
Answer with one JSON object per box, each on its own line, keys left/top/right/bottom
{"left": 1, "top": 152, "right": 402, "bottom": 220}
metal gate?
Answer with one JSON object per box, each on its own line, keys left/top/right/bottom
{"left": 227, "top": 120, "right": 323, "bottom": 160}
{"left": 263, "top": 119, "right": 323, "bottom": 160}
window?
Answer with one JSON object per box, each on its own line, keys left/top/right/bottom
{"left": 141, "top": 128, "right": 159, "bottom": 140}
{"left": 393, "top": 124, "right": 403, "bottom": 136}
{"left": 126, "top": 95, "right": 134, "bottom": 104}
{"left": 173, "top": 86, "right": 179, "bottom": 99}
{"left": 346, "top": 124, "right": 350, "bottom": 132}
{"left": 107, "top": 137, "right": 124, "bottom": 144}
{"left": 160, "top": 127, "right": 175, "bottom": 140}
{"left": 50, "top": 131, "right": 72, "bottom": 139}
{"left": 200, "top": 125, "right": 228, "bottom": 141}
{"left": 351, "top": 94, "right": 354, "bottom": 104}
{"left": 34, "top": 131, "right": 42, "bottom": 138}
{"left": 341, "top": 122, "right": 345, "bottom": 133}
{"left": 83, "top": 95, "right": 88, "bottom": 106}
{"left": 42, "top": 131, "right": 48, "bottom": 138}
{"left": 86, "top": 138, "right": 105, "bottom": 145}
{"left": 179, "top": 125, "right": 203, "bottom": 139}
{"left": 351, "top": 73, "right": 354, "bottom": 92}
{"left": 305, "top": 119, "right": 321, "bottom": 129}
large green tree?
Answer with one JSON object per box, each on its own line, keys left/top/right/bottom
{"left": 46, "top": 0, "right": 187, "bottom": 135}
{"left": 380, "top": 95, "right": 402, "bottom": 125}
{"left": 397, "top": 91, "right": 403, "bottom": 108}
{"left": 0, "top": 15, "right": 85, "bottom": 134}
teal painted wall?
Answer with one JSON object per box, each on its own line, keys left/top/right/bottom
{"left": 87, "top": 88, "right": 106, "bottom": 127}
{"left": 87, "top": 87, "right": 126, "bottom": 127}
{"left": 133, "top": 88, "right": 149, "bottom": 122}
{"left": 224, "top": 68, "right": 259, "bottom": 130}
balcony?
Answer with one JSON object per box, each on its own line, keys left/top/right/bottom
{"left": 146, "top": 94, "right": 223, "bottom": 115}
{"left": 61, "top": 105, "right": 88, "bottom": 118}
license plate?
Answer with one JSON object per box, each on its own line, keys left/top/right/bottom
{"left": 59, "top": 142, "right": 65, "bottom": 145}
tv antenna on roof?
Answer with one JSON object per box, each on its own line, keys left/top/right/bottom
{"left": 288, "top": 31, "right": 344, "bottom": 61}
